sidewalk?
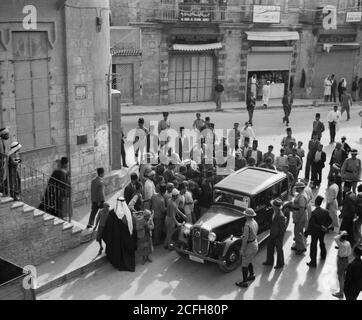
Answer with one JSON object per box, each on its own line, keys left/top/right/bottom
{"left": 122, "top": 98, "right": 336, "bottom": 116}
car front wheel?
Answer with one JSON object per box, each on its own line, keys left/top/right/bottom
{"left": 218, "top": 243, "right": 242, "bottom": 273}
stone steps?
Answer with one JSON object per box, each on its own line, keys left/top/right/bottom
{"left": 0, "top": 194, "right": 94, "bottom": 268}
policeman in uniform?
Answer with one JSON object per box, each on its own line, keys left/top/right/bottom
{"left": 291, "top": 181, "right": 308, "bottom": 255}
{"left": 236, "top": 208, "right": 259, "bottom": 288}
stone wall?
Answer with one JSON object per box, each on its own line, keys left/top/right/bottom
{"left": 140, "top": 25, "right": 162, "bottom": 105}
{"left": 220, "top": 26, "right": 242, "bottom": 102}
{"left": 0, "top": 0, "right": 111, "bottom": 207}
{"left": 0, "top": 198, "right": 82, "bottom": 267}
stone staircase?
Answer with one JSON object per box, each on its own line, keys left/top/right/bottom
{"left": 0, "top": 195, "right": 94, "bottom": 268}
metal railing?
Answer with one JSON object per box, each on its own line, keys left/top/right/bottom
{"left": 151, "top": 3, "right": 251, "bottom": 23}
{"left": 0, "top": 152, "right": 72, "bottom": 222}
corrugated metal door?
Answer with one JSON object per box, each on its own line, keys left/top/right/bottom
{"left": 169, "top": 54, "right": 215, "bottom": 104}
{"left": 313, "top": 49, "right": 356, "bottom": 97}
{"left": 115, "top": 64, "right": 134, "bottom": 104}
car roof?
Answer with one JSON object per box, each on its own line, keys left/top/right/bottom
{"left": 215, "top": 167, "right": 287, "bottom": 196}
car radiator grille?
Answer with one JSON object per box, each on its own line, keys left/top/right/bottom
{"left": 192, "top": 227, "right": 209, "bottom": 255}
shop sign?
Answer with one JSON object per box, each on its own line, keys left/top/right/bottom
{"left": 179, "top": 10, "right": 211, "bottom": 22}
{"left": 318, "top": 33, "right": 357, "bottom": 44}
{"left": 346, "top": 11, "right": 362, "bottom": 23}
{"left": 253, "top": 5, "right": 281, "bottom": 24}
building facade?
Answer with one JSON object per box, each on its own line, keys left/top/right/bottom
{"left": 110, "top": 0, "right": 362, "bottom": 105}
{"left": 0, "top": 0, "right": 111, "bottom": 206}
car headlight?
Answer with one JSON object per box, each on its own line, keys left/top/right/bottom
{"left": 208, "top": 232, "right": 217, "bottom": 242}
{"left": 183, "top": 223, "right": 193, "bottom": 236}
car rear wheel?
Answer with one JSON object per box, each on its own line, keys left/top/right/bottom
{"left": 218, "top": 243, "right": 242, "bottom": 273}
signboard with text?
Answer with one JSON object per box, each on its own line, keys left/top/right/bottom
{"left": 346, "top": 11, "right": 362, "bottom": 23}
{"left": 318, "top": 33, "right": 357, "bottom": 44}
{"left": 253, "top": 5, "right": 281, "bottom": 24}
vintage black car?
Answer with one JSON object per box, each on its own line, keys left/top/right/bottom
{"left": 170, "top": 167, "right": 291, "bottom": 272}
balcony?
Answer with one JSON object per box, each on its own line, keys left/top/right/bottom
{"left": 151, "top": 2, "right": 251, "bottom": 23}
{"left": 299, "top": 6, "right": 362, "bottom": 25}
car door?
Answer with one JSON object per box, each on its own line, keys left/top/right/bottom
{"left": 254, "top": 187, "right": 274, "bottom": 234}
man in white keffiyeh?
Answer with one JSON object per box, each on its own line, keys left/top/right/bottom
{"left": 115, "top": 197, "right": 133, "bottom": 235}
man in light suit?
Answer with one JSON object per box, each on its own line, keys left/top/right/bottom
{"left": 263, "top": 198, "right": 287, "bottom": 269}
{"left": 246, "top": 140, "right": 263, "bottom": 167}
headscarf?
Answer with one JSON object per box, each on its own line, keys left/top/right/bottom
{"left": 115, "top": 197, "right": 133, "bottom": 235}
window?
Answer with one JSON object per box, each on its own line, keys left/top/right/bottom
{"left": 214, "top": 190, "right": 250, "bottom": 209}
{"left": 13, "top": 32, "right": 51, "bottom": 151}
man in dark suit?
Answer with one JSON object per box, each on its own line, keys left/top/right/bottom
{"left": 246, "top": 140, "right": 263, "bottom": 167}
{"left": 311, "top": 144, "right": 326, "bottom": 188}
{"left": 263, "top": 198, "right": 287, "bottom": 269}
{"left": 340, "top": 182, "right": 357, "bottom": 246}
{"left": 306, "top": 196, "right": 332, "bottom": 268}
{"left": 124, "top": 173, "right": 138, "bottom": 205}
{"left": 312, "top": 113, "right": 325, "bottom": 141}
{"left": 341, "top": 136, "right": 351, "bottom": 155}
{"left": 87, "top": 168, "right": 106, "bottom": 228}
{"left": 176, "top": 127, "right": 190, "bottom": 161}
{"left": 344, "top": 246, "right": 362, "bottom": 300}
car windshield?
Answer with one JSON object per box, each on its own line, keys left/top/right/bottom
{"left": 213, "top": 189, "right": 250, "bottom": 209}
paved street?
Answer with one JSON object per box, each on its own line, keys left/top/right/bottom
{"left": 39, "top": 105, "right": 362, "bottom": 300}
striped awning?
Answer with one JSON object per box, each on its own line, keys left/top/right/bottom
{"left": 111, "top": 48, "right": 143, "bottom": 56}
{"left": 245, "top": 31, "right": 300, "bottom": 41}
{"left": 171, "top": 42, "right": 223, "bottom": 52}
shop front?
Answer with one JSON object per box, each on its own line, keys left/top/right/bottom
{"left": 312, "top": 31, "right": 360, "bottom": 97}
{"left": 245, "top": 31, "right": 300, "bottom": 100}
{"left": 168, "top": 42, "right": 222, "bottom": 104}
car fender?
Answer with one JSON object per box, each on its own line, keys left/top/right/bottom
{"left": 221, "top": 235, "right": 242, "bottom": 257}
{"left": 171, "top": 226, "right": 188, "bottom": 246}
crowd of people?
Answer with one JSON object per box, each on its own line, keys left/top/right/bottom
{"left": 87, "top": 107, "right": 362, "bottom": 300}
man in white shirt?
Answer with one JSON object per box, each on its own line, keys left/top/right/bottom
{"left": 332, "top": 231, "right": 352, "bottom": 299}
{"left": 240, "top": 122, "right": 256, "bottom": 145}
{"left": 327, "top": 105, "right": 342, "bottom": 144}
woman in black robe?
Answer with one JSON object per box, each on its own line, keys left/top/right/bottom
{"left": 102, "top": 198, "right": 138, "bottom": 272}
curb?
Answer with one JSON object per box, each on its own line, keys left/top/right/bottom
{"left": 122, "top": 102, "right": 335, "bottom": 117}
{"left": 35, "top": 255, "right": 107, "bottom": 295}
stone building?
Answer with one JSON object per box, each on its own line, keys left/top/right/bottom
{"left": 0, "top": 0, "right": 111, "bottom": 206}
{"left": 110, "top": 0, "right": 362, "bottom": 105}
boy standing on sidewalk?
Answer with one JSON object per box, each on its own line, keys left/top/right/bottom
{"left": 87, "top": 168, "right": 106, "bottom": 229}
{"left": 94, "top": 203, "right": 110, "bottom": 255}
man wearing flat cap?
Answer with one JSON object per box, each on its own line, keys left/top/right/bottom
{"left": 0, "top": 128, "right": 10, "bottom": 193}
{"left": 263, "top": 199, "right": 287, "bottom": 269}
{"left": 341, "top": 149, "right": 361, "bottom": 193}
